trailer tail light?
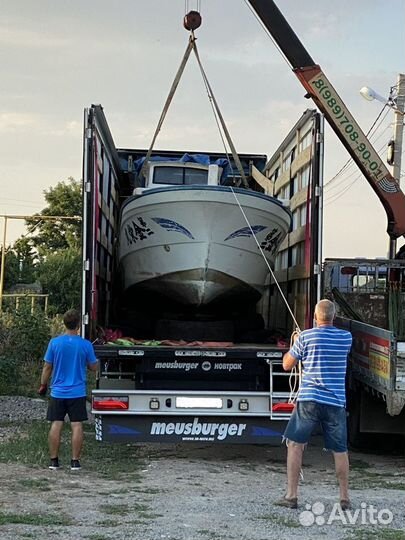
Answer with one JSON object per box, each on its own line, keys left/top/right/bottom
{"left": 272, "top": 402, "right": 295, "bottom": 413}
{"left": 93, "top": 396, "right": 129, "bottom": 410}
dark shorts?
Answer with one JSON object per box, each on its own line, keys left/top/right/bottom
{"left": 283, "top": 400, "right": 347, "bottom": 453}
{"left": 46, "top": 397, "right": 88, "bottom": 423}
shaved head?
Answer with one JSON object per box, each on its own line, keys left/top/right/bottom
{"left": 315, "top": 299, "right": 336, "bottom": 323}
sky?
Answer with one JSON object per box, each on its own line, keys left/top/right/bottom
{"left": 1, "top": 0, "right": 404, "bottom": 258}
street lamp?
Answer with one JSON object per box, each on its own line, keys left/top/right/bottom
{"left": 359, "top": 86, "right": 388, "bottom": 104}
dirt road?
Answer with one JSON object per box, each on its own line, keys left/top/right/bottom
{"left": 0, "top": 420, "right": 403, "bottom": 540}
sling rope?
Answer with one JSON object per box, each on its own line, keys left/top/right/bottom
{"left": 230, "top": 187, "right": 302, "bottom": 402}
{"left": 140, "top": 28, "right": 248, "bottom": 187}
{"left": 139, "top": 35, "right": 195, "bottom": 181}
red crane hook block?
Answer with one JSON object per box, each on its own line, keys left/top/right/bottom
{"left": 183, "top": 11, "right": 202, "bottom": 31}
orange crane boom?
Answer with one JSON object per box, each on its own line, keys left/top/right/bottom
{"left": 247, "top": 0, "right": 405, "bottom": 240}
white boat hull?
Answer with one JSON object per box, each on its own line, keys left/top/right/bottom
{"left": 118, "top": 186, "right": 291, "bottom": 307}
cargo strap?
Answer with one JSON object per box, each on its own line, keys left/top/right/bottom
{"left": 140, "top": 32, "right": 248, "bottom": 188}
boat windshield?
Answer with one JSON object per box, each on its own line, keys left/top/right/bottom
{"left": 153, "top": 166, "right": 209, "bottom": 186}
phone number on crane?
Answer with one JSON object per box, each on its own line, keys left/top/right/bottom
{"left": 310, "top": 76, "right": 384, "bottom": 181}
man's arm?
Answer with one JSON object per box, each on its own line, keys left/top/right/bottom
{"left": 283, "top": 351, "right": 298, "bottom": 371}
{"left": 86, "top": 341, "right": 98, "bottom": 372}
{"left": 282, "top": 332, "right": 301, "bottom": 371}
{"left": 41, "top": 362, "right": 53, "bottom": 385}
{"left": 38, "top": 362, "right": 53, "bottom": 395}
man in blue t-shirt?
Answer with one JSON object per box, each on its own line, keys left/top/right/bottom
{"left": 275, "top": 299, "right": 352, "bottom": 510}
{"left": 38, "top": 309, "right": 98, "bottom": 471}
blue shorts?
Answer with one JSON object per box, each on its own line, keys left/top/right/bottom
{"left": 283, "top": 401, "right": 347, "bottom": 453}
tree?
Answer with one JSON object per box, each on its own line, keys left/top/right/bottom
{"left": 12, "top": 236, "right": 37, "bottom": 284}
{"left": 27, "top": 177, "right": 82, "bottom": 253}
{"left": 23, "top": 177, "right": 83, "bottom": 314}
{"left": 1, "top": 248, "right": 20, "bottom": 290}
{"left": 37, "top": 247, "right": 81, "bottom": 315}
{"left": 0, "top": 237, "right": 38, "bottom": 292}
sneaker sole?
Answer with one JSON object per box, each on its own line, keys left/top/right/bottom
{"left": 48, "top": 466, "right": 60, "bottom": 470}
{"left": 70, "top": 468, "right": 81, "bottom": 471}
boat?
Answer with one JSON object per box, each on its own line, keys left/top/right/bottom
{"left": 118, "top": 156, "right": 292, "bottom": 308}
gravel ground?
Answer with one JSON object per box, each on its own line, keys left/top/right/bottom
{"left": 0, "top": 396, "right": 404, "bottom": 540}
{"left": 0, "top": 396, "right": 48, "bottom": 443}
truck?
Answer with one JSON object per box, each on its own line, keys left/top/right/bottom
{"left": 323, "top": 258, "right": 405, "bottom": 444}
{"left": 84, "top": 1, "right": 405, "bottom": 446}
{"left": 83, "top": 104, "right": 323, "bottom": 444}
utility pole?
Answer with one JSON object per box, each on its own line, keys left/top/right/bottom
{"left": 0, "top": 216, "right": 8, "bottom": 312}
{"left": 389, "top": 73, "right": 405, "bottom": 258}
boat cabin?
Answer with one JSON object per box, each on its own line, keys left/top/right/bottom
{"left": 133, "top": 161, "right": 222, "bottom": 194}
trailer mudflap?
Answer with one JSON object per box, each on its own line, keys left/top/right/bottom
{"left": 95, "top": 414, "right": 287, "bottom": 444}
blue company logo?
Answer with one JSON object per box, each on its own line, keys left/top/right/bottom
{"left": 224, "top": 225, "right": 267, "bottom": 241}
{"left": 151, "top": 217, "right": 194, "bottom": 239}
{"left": 251, "top": 426, "right": 283, "bottom": 437}
{"left": 108, "top": 424, "right": 141, "bottom": 435}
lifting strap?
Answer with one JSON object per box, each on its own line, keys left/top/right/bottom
{"left": 140, "top": 33, "right": 248, "bottom": 188}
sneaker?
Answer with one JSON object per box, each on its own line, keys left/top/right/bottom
{"left": 340, "top": 499, "right": 351, "bottom": 511}
{"left": 274, "top": 496, "right": 298, "bottom": 509}
{"left": 70, "top": 459, "right": 81, "bottom": 471}
{"left": 49, "top": 458, "right": 60, "bottom": 470}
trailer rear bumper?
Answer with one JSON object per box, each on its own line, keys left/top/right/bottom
{"left": 94, "top": 414, "right": 287, "bottom": 444}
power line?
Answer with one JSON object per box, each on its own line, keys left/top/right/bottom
{"left": 324, "top": 139, "right": 391, "bottom": 205}
{"left": 324, "top": 104, "right": 390, "bottom": 188}
{"left": 242, "top": 0, "right": 292, "bottom": 69}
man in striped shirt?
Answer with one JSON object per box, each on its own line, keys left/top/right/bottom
{"left": 276, "top": 299, "right": 352, "bottom": 510}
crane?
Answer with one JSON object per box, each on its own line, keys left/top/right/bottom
{"left": 247, "top": 0, "right": 405, "bottom": 256}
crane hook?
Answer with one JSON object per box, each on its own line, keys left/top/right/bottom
{"left": 183, "top": 10, "right": 202, "bottom": 31}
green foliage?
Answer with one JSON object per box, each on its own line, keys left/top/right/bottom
{"left": 0, "top": 238, "right": 37, "bottom": 300}
{"left": 37, "top": 247, "right": 81, "bottom": 316}
{"left": 1, "top": 178, "right": 82, "bottom": 315}
{"left": 27, "top": 177, "right": 82, "bottom": 253}
{"left": 12, "top": 236, "right": 37, "bottom": 283}
{"left": 1, "top": 248, "right": 20, "bottom": 290}
{"left": 0, "top": 307, "right": 51, "bottom": 395}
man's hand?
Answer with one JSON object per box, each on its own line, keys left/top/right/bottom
{"left": 38, "top": 384, "right": 48, "bottom": 396}
{"left": 291, "top": 330, "right": 300, "bottom": 345}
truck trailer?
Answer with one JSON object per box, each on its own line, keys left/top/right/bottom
{"left": 83, "top": 104, "right": 323, "bottom": 444}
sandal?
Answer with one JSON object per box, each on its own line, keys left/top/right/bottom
{"left": 274, "top": 496, "right": 298, "bottom": 509}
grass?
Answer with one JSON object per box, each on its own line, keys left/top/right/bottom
{"left": 97, "top": 519, "right": 120, "bottom": 527}
{"left": 98, "top": 504, "right": 130, "bottom": 516}
{"left": 350, "top": 467, "right": 405, "bottom": 490}
{"left": 346, "top": 529, "right": 405, "bottom": 540}
{"left": 0, "top": 421, "right": 143, "bottom": 480}
{"left": 0, "top": 511, "right": 71, "bottom": 526}
{"left": 352, "top": 479, "right": 405, "bottom": 491}
{"left": 96, "top": 502, "right": 161, "bottom": 521}
{"left": 17, "top": 477, "right": 52, "bottom": 491}
{"left": 197, "top": 531, "right": 221, "bottom": 539}
{"left": 84, "top": 535, "right": 111, "bottom": 540}
{"left": 256, "top": 513, "right": 300, "bottom": 528}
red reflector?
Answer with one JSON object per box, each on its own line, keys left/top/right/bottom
{"left": 272, "top": 402, "right": 295, "bottom": 412}
{"left": 92, "top": 397, "right": 129, "bottom": 410}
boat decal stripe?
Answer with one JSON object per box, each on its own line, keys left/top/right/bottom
{"left": 224, "top": 225, "right": 267, "bottom": 241}
{"left": 151, "top": 217, "right": 195, "bottom": 239}
{"left": 120, "top": 186, "right": 292, "bottom": 221}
